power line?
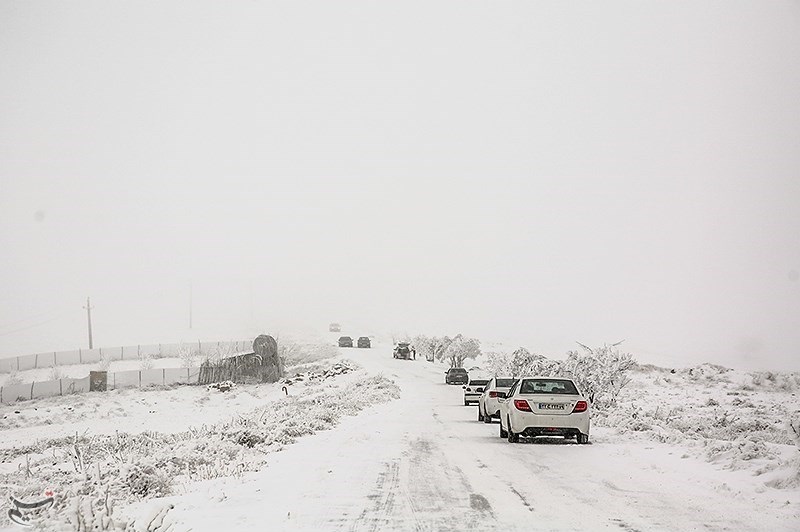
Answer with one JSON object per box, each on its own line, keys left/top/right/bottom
{"left": 0, "top": 312, "right": 71, "bottom": 337}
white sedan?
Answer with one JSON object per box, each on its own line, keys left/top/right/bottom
{"left": 477, "top": 377, "right": 517, "bottom": 423}
{"left": 498, "top": 376, "right": 590, "bottom": 444}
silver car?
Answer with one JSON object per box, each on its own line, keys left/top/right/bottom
{"left": 477, "top": 377, "right": 517, "bottom": 423}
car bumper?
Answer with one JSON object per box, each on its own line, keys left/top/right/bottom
{"left": 464, "top": 393, "right": 481, "bottom": 403}
{"left": 510, "top": 410, "right": 590, "bottom": 436}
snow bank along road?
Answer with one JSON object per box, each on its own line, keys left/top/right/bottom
{"left": 163, "top": 345, "right": 797, "bottom": 531}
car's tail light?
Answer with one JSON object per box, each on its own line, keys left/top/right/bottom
{"left": 489, "top": 391, "right": 498, "bottom": 398}
{"left": 514, "top": 399, "right": 532, "bottom": 412}
{"left": 572, "top": 400, "right": 588, "bottom": 413}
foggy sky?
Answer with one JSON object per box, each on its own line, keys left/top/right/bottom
{"left": 1, "top": 1, "right": 799, "bottom": 370}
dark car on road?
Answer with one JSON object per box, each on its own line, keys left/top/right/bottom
{"left": 329, "top": 323, "right": 341, "bottom": 332}
{"left": 445, "top": 367, "right": 469, "bottom": 385}
{"left": 357, "top": 336, "right": 371, "bottom": 348}
{"left": 338, "top": 336, "right": 353, "bottom": 348}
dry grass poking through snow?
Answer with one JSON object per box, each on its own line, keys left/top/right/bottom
{"left": 0, "top": 360, "right": 399, "bottom": 530}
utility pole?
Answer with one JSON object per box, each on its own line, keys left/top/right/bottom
{"left": 83, "top": 297, "right": 94, "bottom": 349}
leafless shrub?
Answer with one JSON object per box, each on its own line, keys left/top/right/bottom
{"left": 139, "top": 354, "right": 154, "bottom": 371}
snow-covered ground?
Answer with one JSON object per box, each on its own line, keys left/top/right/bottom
{"left": 1, "top": 343, "right": 798, "bottom": 531}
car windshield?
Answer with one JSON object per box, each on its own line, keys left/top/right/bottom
{"left": 519, "top": 379, "right": 579, "bottom": 395}
{"left": 495, "top": 378, "right": 516, "bottom": 388}
{"left": 449, "top": 369, "right": 467, "bottom": 374}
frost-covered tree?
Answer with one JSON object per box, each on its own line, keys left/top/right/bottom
{"left": 443, "top": 334, "right": 481, "bottom": 368}
{"left": 430, "top": 336, "right": 454, "bottom": 363}
{"left": 562, "top": 342, "right": 634, "bottom": 407}
{"left": 412, "top": 335, "right": 434, "bottom": 362}
{"left": 485, "top": 348, "right": 560, "bottom": 377}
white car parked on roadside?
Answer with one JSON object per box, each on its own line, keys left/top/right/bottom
{"left": 477, "top": 377, "right": 517, "bottom": 423}
{"left": 498, "top": 376, "right": 590, "bottom": 444}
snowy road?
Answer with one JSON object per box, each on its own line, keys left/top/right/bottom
{"left": 162, "top": 345, "right": 796, "bottom": 531}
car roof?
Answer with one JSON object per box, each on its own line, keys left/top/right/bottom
{"left": 517, "top": 375, "right": 575, "bottom": 381}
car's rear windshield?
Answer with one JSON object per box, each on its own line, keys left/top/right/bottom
{"left": 359, "top": 337, "right": 369, "bottom": 340}
{"left": 495, "top": 378, "right": 516, "bottom": 388}
{"left": 339, "top": 336, "right": 351, "bottom": 341}
{"left": 519, "top": 379, "right": 578, "bottom": 395}
{"left": 469, "top": 380, "right": 489, "bottom": 386}
{"left": 448, "top": 368, "right": 467, "bottom": 374}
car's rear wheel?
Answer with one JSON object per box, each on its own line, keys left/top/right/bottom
{"left": 478, "top": 408, "right": 484, "bottom": 421}
{"left": 464, "top": 400, "right": 469, "bottom": 406}
{"left": 577, "top": 433, "right": 590, "bottom": 444}
{"left": 483, "top": 408, "right": 492, "bottom": 424}
{"left": 507, "top": 418, "right": 519, "bottom": 443}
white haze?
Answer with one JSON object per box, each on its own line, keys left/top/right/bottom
{"left": 1, "top": 1, "right": 798, "bottom": 370}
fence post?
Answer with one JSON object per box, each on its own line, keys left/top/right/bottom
{"left": 59, "top": 379, "right": 63, "bottom": 396}
{"left": 162, "top": 368, "right": 166, "bottom": 385}
{"left": 138, "top": 371, "right": 141, "bottom": 387}
{"left": 79, "top": 348, "right": 82, "bottom": 364}
{"left": 35, "top": 353, "right": 38, "bottom": 369}
{"left": 198, "top": 340, "right": 202, "bottom": 355}
{"left": 121, "top": 346, "right": 124, "bottom": 361}
{"left": 30, "top": 382, "right": 34, "bottom": 400}
{"left": 53, "top": 352, "right": 57, "bottom": 367}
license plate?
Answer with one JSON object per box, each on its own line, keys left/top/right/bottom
{"left": 539, "top": 403, "right": 565, "bottom": 410}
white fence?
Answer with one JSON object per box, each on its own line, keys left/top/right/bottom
{"left": 0, "top": 367, "right": 206, "bottom": 404}
{"left": 0, "top": 340, "right": 252, "bottom": 374}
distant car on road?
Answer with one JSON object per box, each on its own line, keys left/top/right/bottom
{"left": 463, "top": 378, "right": 489, "bottom": 406}
{"left": 338, "top": 336, "right": 353, "bottom": 348}
{"left": 445, "top": 367, "right": 468, "bottom": 385}
{"left": 393, "top": 342, "right": 415, "bottom": 360}
{"left": 329, "top": 323, "right": 341, "bottom": 332}
{"left": 477, "top": 377, "right": 517, "bottom": 422}
{"left": 357, "top": 336, "right": 371, "bottom": 348}
{"left": 498, "top": 377, "right": 590, "bottom": 444}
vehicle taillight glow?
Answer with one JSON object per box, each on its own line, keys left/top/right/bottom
{"left": 572, "top": 400, "right": 588, "bottom": 413}
{"left": 514, "top": 399, "right": 532, "bottom": 412}
{"left": 489, "top": 391, "right": 498, "bottom": 398}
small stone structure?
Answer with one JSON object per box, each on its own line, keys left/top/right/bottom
{"left": 198, "top": 335, "right": 284, "bottom": 385}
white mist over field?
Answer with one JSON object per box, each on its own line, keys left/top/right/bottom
{"left": 1, "top": 1, "right": 799, "bottom": 371}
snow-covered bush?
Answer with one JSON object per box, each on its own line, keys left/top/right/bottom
{"left": 789, "top": 412, "right": 800, "bottom": 451}
{"left": 5, "top": 370, "right": 22, "bottom": 385}
{"left": 49, "top": 366, "right": 64, "bottom": 380}
{"left": 442, "top": 334, "right": 480, "bottom": 368}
